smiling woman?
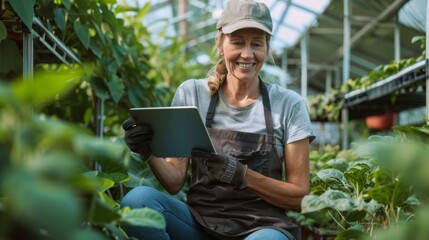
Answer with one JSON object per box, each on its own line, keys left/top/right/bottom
{"left": 120, "top": 1, "right": 315, "bottom": 240}
{"left": 218, "top": 28, "right": 268, "bottom": 104}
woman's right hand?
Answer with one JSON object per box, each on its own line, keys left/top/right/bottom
{"left": 122, "top": 117, "right": 153, "bottom": 160}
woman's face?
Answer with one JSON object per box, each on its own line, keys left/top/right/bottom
{"left": 220, "top": 28, "right": 268, "bottom": 82}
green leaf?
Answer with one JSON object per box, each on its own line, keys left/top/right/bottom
{"left": 137, "top": 2, "right": 152, "bottom": 19}
{"left": 0, "top": 83, "right": 20, "bottom": 109}
{"left": 301, "top": 194, "right": 329, "bottom": 213}
{"left": 104, "top": 224, "right": 129, "bottom": 240}
{"left": 70, "top": 229, "right": 106, "bottom": 240}
{"left": 4, "top": 170, "right": 82, "bottom": 238}
{"left": 365, "top": 181, "right": 410, "bottom": 207}
{"left": 0, "top": 39, "right": 20, "bottom": 74}
{"left": 99, "top": 172, "right": 130, "bottom": 183}
{"left": 127, "top": 86, "right": 145, "bottom": 107}
{"left": 411, "top": 36, "right": 425, "bottom": 44}
{"left": 62, "top": 0, "right": 71, "bottom": 9}
{"left": 81, "top": 173, "right": 115, "bottom": 192}
{"left": 112, "top": 41, "right": 126, "bottom": 65}
{"left": 74, "top": 21, "right": 90, "bottom": 49}
{"left": 90, "top": 198, "right": 121, "bottom": 224}
{"left": 101, "top": 0, "right": 117, "bottom": 4}
{"left": 89, "top": 41, "right": 102, "bottom": 58}
{"left": 12, "top": 70, "right": 80, "bottom": 107}
{"left": 73, "top": 135, "right": 128, "bottom": 174}
{"left": 336, "top": 225, "right": 364, "bottom": 240}
{"left": 119, "top": 207, "right": 166, "bottom": 229}
{"left": 344, "top": 163, "right": 372, "bottom": 194}
{"left": 107, "top": 75, "right": 125, "bottom": 103}
{"left": 365, "top": 199, "right": 383, "bottom": 214}
{"left": 367, "top": 135, "right": 394, "bottom": 143}
{"left": 99, "top": 192, "right": 120, "bottom": 209}
{"left": 83, "top": 171, "right": 128, "bottom": 192}
{"left": 54, "top": 8, "right": 67, "bottom": 30}
{"left": 88, "top": 76, "right": 108, "bottom": 101}
{"left": 114, "top": 6, "right": 139, "bottom": 14}
{"left": 29, "top": 151, "right": 81, "bottom": 183}
{"left": 316, "top": 168, "right": 349, "bottom": 191}
{"left": 325, "top": 158, "right": 349, "bottom": 172}
{"left": 8, "top": 0, "right": 35, "bottom": 30}
{"left": 302, "top": 189, "right": 381, "bottom": 214}
{"left": 0, "top": 21, "right": 6, "bottom": 41}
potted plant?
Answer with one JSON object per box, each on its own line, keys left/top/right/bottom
{"left": 365, "top": 112, "right": 396, "bottom": 131}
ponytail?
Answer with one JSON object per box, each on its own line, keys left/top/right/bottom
{"left": 207, "top": 31, "right": 227, "bottom": 94}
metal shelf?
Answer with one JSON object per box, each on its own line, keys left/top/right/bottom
{"left": 344, "top": 59, "right": 428, "bottom": 108}
{"left": 32, "top": 17, "right": 81, "bottom": 66}
{"left": 347, "top": 92, "right": 426, "bottom": 120}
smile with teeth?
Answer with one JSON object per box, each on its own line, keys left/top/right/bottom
{"left": 237, "top": 63, "right": 255, "bottom": 68}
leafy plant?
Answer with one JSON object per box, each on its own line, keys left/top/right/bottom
{"left": 292, "top": 131, "right": 429, "bottom": 239}
{"left": 2, "top": 0, "right": 211, "bottom": 138}
{"left": 0, "top": 70, "right": 166, "bottom": 240}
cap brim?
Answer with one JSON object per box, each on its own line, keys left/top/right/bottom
{"left": 221, "top": 20, "right": 272, "bottom": 35}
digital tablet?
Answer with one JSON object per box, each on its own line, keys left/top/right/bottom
{"left": 129, "top": 106, "right": 216, "bottom": 157}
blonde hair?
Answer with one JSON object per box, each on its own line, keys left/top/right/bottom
{"left": 207, "top": 31, "right": 272, "bottom": 95}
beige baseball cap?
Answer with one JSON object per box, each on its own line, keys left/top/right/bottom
{"left": 216, "top": 0, "right": 273, "bottom": 35}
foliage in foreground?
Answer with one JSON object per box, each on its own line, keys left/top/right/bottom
{"left": 0, "top": 71, "right": 167, "bottom": 240}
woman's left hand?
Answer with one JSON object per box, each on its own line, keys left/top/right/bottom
{"left": 191, "top": 149, "right": 248, "bottom": 189}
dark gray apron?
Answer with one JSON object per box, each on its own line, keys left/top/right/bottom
{"left": 187, "top": 79, "right": 300, "bottom": 240}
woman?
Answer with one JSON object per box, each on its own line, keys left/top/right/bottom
{"left": 121, "top": 0, "right": 315, "bottom": 239}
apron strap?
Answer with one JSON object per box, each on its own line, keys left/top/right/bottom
{"left": 206, "top": 92, "right": 219, "bottom": 128}
{"left": 259, "top": 78, "right": 274, "bottom": 136}
{"left": 205, "top": 77, "right": 274, "bottom": 136}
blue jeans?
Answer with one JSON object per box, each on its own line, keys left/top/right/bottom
{"left": 120, "top": 186, "right": 290, "bottom": 240}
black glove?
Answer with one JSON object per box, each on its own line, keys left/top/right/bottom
{"left": 122, "top": 118, "right": 153, "bottom": 160}
{"left": 191, "top": 149, "right": 248, "bottom": 189}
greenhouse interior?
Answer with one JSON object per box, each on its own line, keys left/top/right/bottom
{"left": 1, "top": 0, "right": 428, "bottom": 239}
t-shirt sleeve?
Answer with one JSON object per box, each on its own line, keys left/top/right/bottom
{"left": 285, "top": 99, "right": 316, "bottom": 144}
{"left": 171, "top": 85, "right": 185, "bottom": 106}
{"left": 170, "top": 80, "right": 198, "bottom": 107}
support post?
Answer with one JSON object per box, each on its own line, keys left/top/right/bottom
{"left": 342, "top": 0, "right": 351, "bottom": 149}
{"left": 325, "top": 71, "right": 332, "bottom": 94}
{"left": 23, "top": 31, "right": 33, "bottom": 81}
{"left": 394, "top": 15, "right": 401, "bottom": 62}
{"left": 426, "top": 0, "right": 429, "bottom": 119}
{"left": 300, "top": 32, "right": 308, "bottom": 98}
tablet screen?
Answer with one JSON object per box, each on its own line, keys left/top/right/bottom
{"left": 130, "top": 106, "right": 216, "bottom": 157}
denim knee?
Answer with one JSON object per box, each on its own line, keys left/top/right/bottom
{"left": 120, "top": 186, "right": 164, "bottom": 210}
{"left": 245, "top": 228, "right": 291, "bottom": 240}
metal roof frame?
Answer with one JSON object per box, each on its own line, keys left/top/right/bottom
{"left": 142, "top": 0, "right": 424, "bottom": 94}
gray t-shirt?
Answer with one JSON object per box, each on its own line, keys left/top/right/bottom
{"left": 171, "top": 79, "right": 315, "bottom": 158}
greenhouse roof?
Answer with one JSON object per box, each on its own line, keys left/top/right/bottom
{"left": 130, "top": 0, "right": 425, "bottom": 94}
{"left": 135, "top": 0, "right": 331, "bottom": 51}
